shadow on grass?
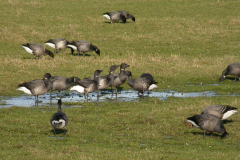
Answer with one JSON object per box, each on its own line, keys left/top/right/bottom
{"left": 223, "top": 119, "right": 234, "bottom": 124}
{"left": 22, "top": 57, "right": 39, "bottom": 59}
{"left": 103, "top": 21, "right": 131, "bottom": 24}
{"left": 222, "top": 77, "right": 240, "bottom": 82}
{"left": 71, "top": 53, "right": 91, "bottom": 57}
{"left": 51, "top": 129, "right": 68, "bottom": 135}
{"left": 185, "top": 131, "right": 222, "bottom": 138}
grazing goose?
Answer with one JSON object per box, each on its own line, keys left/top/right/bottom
{"left": 50, "top": 76, "right": 81, "bottom": 98}
{"left": 103, "top": 11, "right": 135, "bottom": 23}
{"left": 50, "top": 99, "right": 68, "bottom": 135}
{"left": 140, "top": 73, "right": 158, "bottom": 91}
{"left": 70, "top": 70, "right": 103, "bottom": 99}
{"left": 103, "top": 11, "right": 126, "bottom": 23}
{"left": 219, "top": 63, "right": 240, "bottom": 82}
{"left": 118, "top": 11, "right": 135, "bottom": 22}
{"left": 86, "top": 65, "right": 119, "bottom": 90}
{"left": 201, "top": 105, "right": 238, "bottom": 120}
{"left": 21, "top": 43, "right": 54, "bottom": 59}
{"left": 187, "top": 114, "right": 229, "bottom": 138}
{"left": 16, "top": 73, "right": 52, "bottom": 103}
{"left": 44, "top": 38, "right": 72, "bottom": 54}
{"left": 111, "top": 63, "right": 130, "bottom": 96}
{"left": 125, "top": 71, "right": 153, "bottom": 97}
{"left": 67, "top": 40, "right": 100, "bottom": 56}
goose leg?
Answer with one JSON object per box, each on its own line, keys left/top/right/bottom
{"left": 71, "top": 48, "right": 74, "bottom": 55}
{"left": 115, "top": 88, "right": 118, "bottom": 98}
{"left": 36, "top": 95, "right": 42, "bottom": 103}
{"left": 111, "top": 86, "right": 113, "bottom": 97}
{"left": 86, "top": 93, "right": 89, "bottom": 102}
{"left": 53, "top": 127, "right": 56, "bottom": 135}
{"left": 203, "top": 130, "right": 206, "bottom": 138}
{"left": 59, "top": 91, "right": 62, "bottom": 99}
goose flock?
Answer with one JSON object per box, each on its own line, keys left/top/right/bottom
{"left": 16, "top": 11, "right": 239, "bottom": 137}
{"left": 16, "top": 62, "right": 158, "bottom": 102}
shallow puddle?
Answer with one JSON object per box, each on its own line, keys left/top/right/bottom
{"left": 0, "top": 89, "right": 219, "bottom": 108}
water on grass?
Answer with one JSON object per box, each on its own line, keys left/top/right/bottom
{"left": 0, "top": 88, "right": 221, "bottom": 108}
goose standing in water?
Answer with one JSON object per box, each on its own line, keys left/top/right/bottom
{"left": 44, "top": 38, "right": 72, "bottom": 54}
{"left": 16, "top": 73, "right": 52, "bottom": 103}
{"left": 50, "top": 76, "right": 80, "bottom": 98}
{"left": 50, "top": 99, "right": 68, "bottom": 135}
{"left": 125, "top": 71, "right": 154, "bottom": 97}
{"left": 86, "top": 65, "right": 119, "bottom": 91}
{"left": 140, "top": 73, "right": 158, "bottom": 91}
{"left": 70, "top": 70, "right": 103, "bottom": 100}
{"left": 67, "top": 40, "right": 100, "bottom": 56}
{"left": 201, "top": 105, "right": 238, "bottom": 120}
{"left": 110, "top": 63, "right": 130, "bottom": 97}
{"left": 21, "top": 43, "right": 54, "bottom": 59}
{"left": 187, "top": 114, "right": 229, "bottom": 138}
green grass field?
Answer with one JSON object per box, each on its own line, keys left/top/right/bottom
{"left": 1, "top": 0, "right": 240, "bottom": 159}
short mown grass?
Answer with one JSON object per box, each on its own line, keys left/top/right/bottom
{"left": 0, "top": 97, "right": 240, "bottom": 159}
{"left": 1, "top": 0, "right": 240, "bottom": 159}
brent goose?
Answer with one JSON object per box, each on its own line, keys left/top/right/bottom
{"left": 70, "top": 70, "right": 103, "bottom": 99}
{"left": 50, "top": 76, "right": 80, "bottom": 98}
{"left": 67, "top": 40, "right": 100, "bottom": 56}
{"left": 140, "top": 73, "right": 158, "bottom": 91}
{"left": 201, "top": 105, "right": 238, "bottom": 120}
{"left": 110, "top": 63, "right": 130, "bottom": 96}
{"left": 21, "top": 43, "right": 54, "bottom": 59}
{"left": 50, "top": 99, "right": 68, "bottom": 135}
{"left": 187, "top": 114, "right": 229, "bottom": 138}
{"left": 125, "top": 71, "right": 154, "bottom": 97}
{"left": 219, "top": 63, "right": 240, "bottom": 82}
{"left": 103, "top": 11, "right": 135, "bottom": 23}
{"left": 16, "top": 73, "right": 52, "bottom": 103}
{"left": 118, "top": 11, "right": 135, "bottom": 22}
{"left": 44, "top": 38, "right": 72, "bottom": 54}
{"left": 86, "top": 65, "right": 119, "bottom": 90}
{"left": 103, "top": 11, "right": 126, "bottom": 23}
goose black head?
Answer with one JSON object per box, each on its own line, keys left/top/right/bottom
{"left": 94, "top": 70, "right": 103, "bottom": 77}
{"left": 120, "top": 63, "right": 130, "bottom": 69}
{"left": 110, "top": 65, "right": 119, "bottom": 73}
{"left": 46, "top": 49, "right": 54, "bottom": 58}
{"left": 124, "top": 71, "right": 132, "bottom": 78}
{"left": 132, "top": 17, "right": 135, "bottom": 22}
{"left": 43, "top": 73, "right": 52, "bottom": 80}
{"left": 218, "top": 75, "right": 225, "bottom": 82}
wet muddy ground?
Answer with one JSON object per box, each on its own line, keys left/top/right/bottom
{"left": 0, "top": 89, "right": 220, "bottom": 108}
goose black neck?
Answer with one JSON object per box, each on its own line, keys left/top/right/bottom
{"left": 127, "top": 77, "right": 135, "bottom": 88}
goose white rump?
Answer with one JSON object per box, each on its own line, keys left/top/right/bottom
{"left": 21, "top": 46, "right": 33, "bottom": 54}
{"left": 16, "top": 87, "right": 32, "bottom": 95}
